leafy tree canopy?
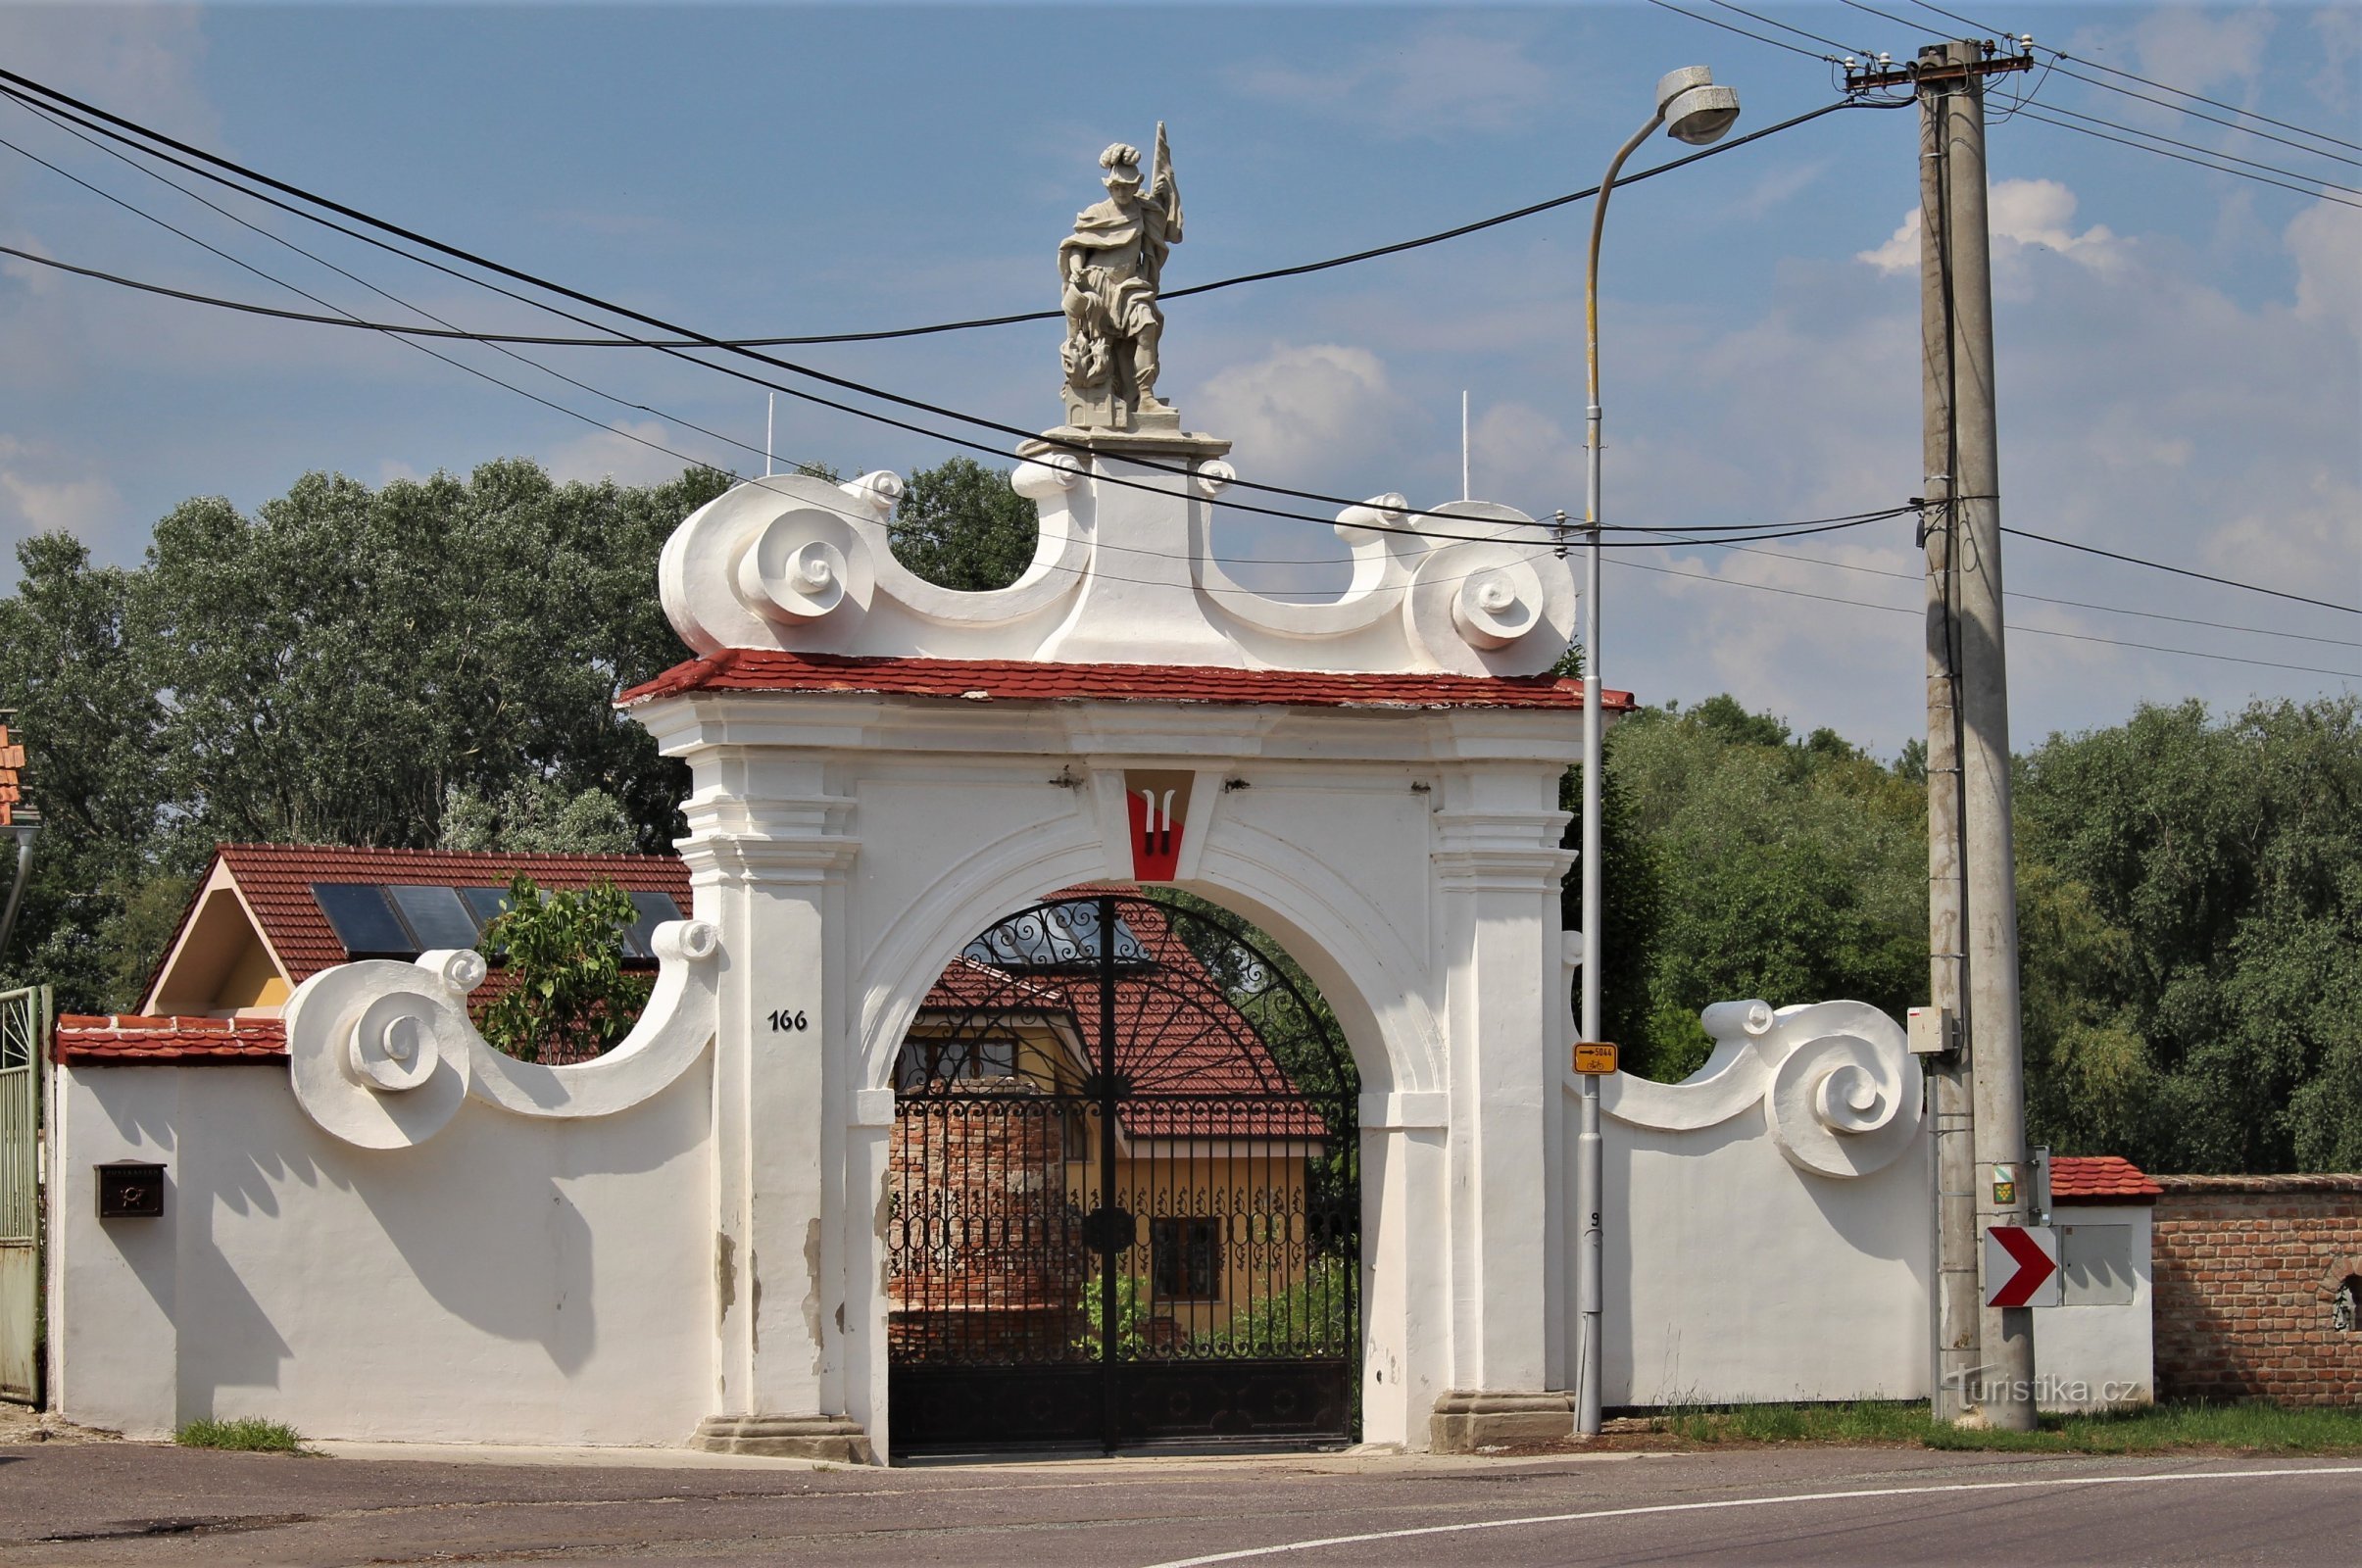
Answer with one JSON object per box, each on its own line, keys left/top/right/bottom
{"left": 1594, "top": 696, "right": 1927, "bottom": 1082}
{"left": 0, "top": 459, "right": 727, "bottom": 1010}
{"left": 475, "top": 874, "right": 653, "bottom": 1063}
{"left": 2014, "top": 696, "right": 2361, "bottom": 1173}
{"left": 887, "top": 457, "right": 1040, "bottom": 592}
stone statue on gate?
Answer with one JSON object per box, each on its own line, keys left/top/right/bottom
{"left": 1058, "top": 123, "right": 1183, "bottom": 432}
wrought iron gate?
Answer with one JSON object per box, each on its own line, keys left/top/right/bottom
{"left": 0, "top": 986, "right": 46, "bottom": 1405}
{"left": 886, "top": 893, "right": 1359, "bottom": 1453}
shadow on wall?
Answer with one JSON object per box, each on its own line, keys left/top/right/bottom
{"left": 173, "top": 1076, "right": 705, "bottom": 1391}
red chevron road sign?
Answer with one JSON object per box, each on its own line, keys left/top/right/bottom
{"left": 1984, "top": 1224, "right": 2063, "bottom": 1307}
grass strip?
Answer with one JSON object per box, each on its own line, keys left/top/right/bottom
{"left": 1648, "top": 1399, "right": 2362, "bottom": 1455}
{"left": 173, "top": 1417, "right": 309, "bottom": 1454}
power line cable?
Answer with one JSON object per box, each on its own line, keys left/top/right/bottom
{"left": 1644, "top": 0, "right": 1841, "bottom": 62}
{"left": 2049, "top": 53, "right": 2361, "bottom": 155}
{"left": 1610, "top": 557, "right": 2360, "bottom": 678}
{"left": 2012, "top": 99, "right": 2362, "bottom": 195}
{"left": 1704, "top": 0, "right": 1877, "bottom": 59}
{"left": 1637, "top": 529, "right": 2361, "bottom": 648}
{"left": 3, "top": 99, "right": 800, "bottom": 479}
{"left": 2001, "top": 526, "right": 2360, "bottom": 615}
{"left": 0, "top": 120, "right": 1920, "bottom": 575}
{"left": 2009, "top": 107, "right": 2362, "bottom": 208}
{"left": 0, "top": 74, "right": 1869, "bottom": 349}
{"left": 2046, "top": 64, "right": 2362, "bottom": 170}
{"left": 0, "top": 66, "right": 1882, "bottom": 542}
{"left": 1898, "top": 0, "right": 2362, "bottom": 158}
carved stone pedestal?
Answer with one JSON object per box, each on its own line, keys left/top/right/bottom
{"left": 692, "top": 1415, "right": 877, "bottom": 1464}
{"left": 1428, "top": 1390, "right": 1577, "bottom": 1452}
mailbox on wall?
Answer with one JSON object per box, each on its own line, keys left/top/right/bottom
{"left": 95, "top": 1161, "right": 166, "bottom": 1219}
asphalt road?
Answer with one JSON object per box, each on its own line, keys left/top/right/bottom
{"left": 0, "top": 1441, "right": 2354, "bottom": 1566}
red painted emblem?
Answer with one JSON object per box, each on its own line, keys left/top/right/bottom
{"left": 1128, "top": 786, "right": 1183, "bottom": 880}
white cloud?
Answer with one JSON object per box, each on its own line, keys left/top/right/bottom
{"left": 0, "top": 4, "right": 217, "bottom": 148}
{"left": 0, "top": 434, "right": 125, "bottom": 545}
{"left": 1857, "top": 179, "right": 2128, "bottom": 280}
{"left": 542, "top": 419, "right": 702, "bottom": 488}
{"left": 1193, "top": 342, "right": 1402, "bottom": 480}
{"left": 2287, "top": 201, "right": 2362, "bottom": 341}
{"left": 2132, "top": 6, "right": 2274, "bottom": 101}
{"left": 2311, "top": 8, "right": 2359, "bottom": 115}
{"left": 1226, "top": 24, "right": 1553, "bottom": 137}
{"left": 1733, "top": 160, "right": 1830, "bottom": 222}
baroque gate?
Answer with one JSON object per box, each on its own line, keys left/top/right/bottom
{"left": 886, "top": 892, "right": 1360, "bottom": 1453}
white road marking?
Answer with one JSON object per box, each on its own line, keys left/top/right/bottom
{"left": 1140, "top": 1463, "right": 2362, "bottom": 1566}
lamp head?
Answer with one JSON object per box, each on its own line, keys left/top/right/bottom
{"left": 1654, "top": 66, "right": 1742, "bottom": 146}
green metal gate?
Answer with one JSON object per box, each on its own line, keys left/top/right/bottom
{"left": 0, "top": 985, "right": 46, "bottom": 1405}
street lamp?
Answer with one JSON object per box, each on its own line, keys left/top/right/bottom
{"left": 1574, "top": 65, "right": 1740, "bottom": 1439}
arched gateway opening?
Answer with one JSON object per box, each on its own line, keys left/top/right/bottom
{"left": 885, "top": 888, "right": 1360, "bottom": 1454}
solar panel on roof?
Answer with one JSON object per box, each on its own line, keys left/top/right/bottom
{"left": 312, "top": 884, "right": 417, "bottom": 958}
{"left": 624, "top": 891, "right": 682, "bottom": 959}
{"left": 387, "top": 884, "right": 481, "bottom": 952}
{"left": 460, "top": 886, "right": 516, "bottom": 927}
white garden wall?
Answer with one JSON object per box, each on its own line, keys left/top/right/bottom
{"left": 1586, "top": 1000, "right": 1935, "bottom": 1408}
{"left": 47, "top": 1056, "right": 714, "bottom": 1446}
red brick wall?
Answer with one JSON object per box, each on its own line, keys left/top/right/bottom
{"left": 2149, "top": 1175, "right": 2362, "bottom": 1406}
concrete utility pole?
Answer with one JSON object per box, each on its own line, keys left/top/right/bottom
{"left": 1915, "top": 44, "right": 1980, "bottom": 1423}
{"left": 1868, "top": 36, "right": 2038, "bottom": 1430}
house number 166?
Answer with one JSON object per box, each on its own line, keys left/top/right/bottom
{"left": 767, "top": 1009, "right": 809, "bottom": 1032}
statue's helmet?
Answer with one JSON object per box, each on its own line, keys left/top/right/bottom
{"left": 1099, "top": 142, "right": 1143, "bottom": 185}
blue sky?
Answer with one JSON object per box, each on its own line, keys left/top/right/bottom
{"left": 0, "top": 1, "right": 2354, "bottom": 754}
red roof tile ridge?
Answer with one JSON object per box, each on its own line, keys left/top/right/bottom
{"left": 2048, "top": 1153, "right": 2164, "bottom": 1199}
{"left": 616, "top": 649, "right": 1636, "bottom": 712}
{"left": 218, "top": 843, "right": 681, "bottom": 863}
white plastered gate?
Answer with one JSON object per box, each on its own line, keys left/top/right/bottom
{"left": 43, "top": 427, "right": 1944, "bottom": 1459}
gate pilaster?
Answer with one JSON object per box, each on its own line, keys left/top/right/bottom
{"left": 1429, "top": 759, "right": 1577, "bottom": 1450}
{"left": 677, "top": 755, "right": 874, "bottom": 1461}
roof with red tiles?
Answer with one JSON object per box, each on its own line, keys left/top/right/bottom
{"left": 616, "top": 649, "right": 1634, "bottom": 714}
{"left": 205, "top": 844, "right": 690, "bottom": 988}
{"left": 0, "top": 722, "right": 24, "bottom": 828}
{"left": 911, "top": 892, "right": 1332, "bottom": 1140}
{"left": 920, "top": 956, "right": 1075, "bottom": 1015}
{"left": 54, "top": 1013, "right": 286, "bottom": 1064}
{"left": 2049, "top": 1154, "right": 2164, "bottom": 1201}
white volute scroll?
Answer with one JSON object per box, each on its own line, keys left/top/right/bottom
{"left": 655, "top": 464, "right": 1578, "bottom": 676}
{"left": 1596, "top": 998, "right": 1924, "bottom": 1179}
{"left": 284, "top": 920, "right": 722, "bottom": 1150}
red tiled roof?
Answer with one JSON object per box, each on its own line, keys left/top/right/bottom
{"left": 2049, "top": 1154, "right": 2163, "bottom": 1201}
{"left": 210, "top": 844, "right": 690, "bottom": 987}
{"left": 921, "top": 956, "right": 1074, "bottom": 1015}
{"left": 617, "top": 649, "right": 1634, "bottom": 714}
{"left": 911, "top": 890, "right": 1332, "bottom": 1140}
{"left": 54, "top": 1013, "right": 286, "bottom": 1064}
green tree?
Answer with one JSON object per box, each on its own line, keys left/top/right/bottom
{"left": 887, "top": 457, "right": 1041, "bottom": 591}
{"left": 475, "top": 874, "right": 653, "bottom": 1063}
{"left": 0, "top": 461, "right": 727, "bottom": 1011}
{"left": 0, "top": 536, "right": 169, "bottom": 1006}
{"left": 1604, "top": 696, "right": 1927, "bottom": 1082}
{"left": 439, "top": 779, "right": 636, "bottom": 854}
{"left": 2014, "top": 697, "right": 2362, "bottom": 1172}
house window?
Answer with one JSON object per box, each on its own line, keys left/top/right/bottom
{"left": 896, "top": 1036, "right": 1019, "bottom": 1089}
{"left": 1152, "top": 1216, "right": 1222, "bottom": 1300}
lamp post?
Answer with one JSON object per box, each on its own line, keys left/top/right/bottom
{"left": 1574, "top": 65, "right": 1740, "bottom": 1439}
{"left": 0, "top": 815, "right": 37, "bottom": 966}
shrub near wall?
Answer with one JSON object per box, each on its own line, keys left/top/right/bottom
{"left": 2149, "top": 1175, "right": 2362, "bottom": 1406}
